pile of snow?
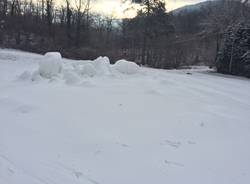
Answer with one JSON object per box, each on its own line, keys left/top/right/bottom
{"left": 70, "top": 57, "right": 139, "bottom": 77}
{"left": 38, "top": 52, "right": 63, "bottom": 78}
{"left": 93, "top": 56, "right": 111, "bottom": 76}
{"left": 113, "top": 59, "right": 140, "bottom": 74}
{"left": 18, "top": 52, "right": 140, "bottom": 84}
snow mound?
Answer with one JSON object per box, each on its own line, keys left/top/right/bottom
{"left": 39, "top": 52, "right": 63, "bottom": 78}
{"left": 19, "top": 52, "right": 141, "bottom": 84}
{"left": 113, "top": 59, "right": 140, "bottom": 74}
{"left": 64, "top": 57, "right": 111, "bottom": 78}
{"left": 93, "top": 56, "right": 112, "bottom": 76}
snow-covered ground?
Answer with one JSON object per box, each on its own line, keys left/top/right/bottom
{"left": 1, "top": 49, "right": 250, "bottom": 184}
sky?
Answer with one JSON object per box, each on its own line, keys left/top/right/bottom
{"left": 90, "top": 0, "right": 207, "bottom": 18}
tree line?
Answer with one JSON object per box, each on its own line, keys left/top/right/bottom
{"left": 0, "top": 0, "right": 118, "bottom": 59}
{"left": 0, "top": 0, "right": 249, "bottom": 75}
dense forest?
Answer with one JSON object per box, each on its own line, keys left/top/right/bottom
{"left": 0, "top": 0, "right": 249, "bottom": 76}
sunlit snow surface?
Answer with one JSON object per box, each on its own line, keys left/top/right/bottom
{"left": 1, "top": 49, "right": 250, "bottom": 184}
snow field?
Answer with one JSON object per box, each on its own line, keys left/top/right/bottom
{"left": 1, "top": 49, "right": 250, "bottom": 184}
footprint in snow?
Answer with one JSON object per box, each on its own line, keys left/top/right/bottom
{"left": 164, "top": 160, "right": 184, "bottom": 167}
{"left": 73, "top": 171, "right": 100, "bottom": 184}
{"left": 56, "top": 162, "right": 100, "bottom": 184}
{"left": 145, "top": 89, "right": 162, "bottom": 96}
{"left": 93, "top": 150, "right": 102, "bottom": 156}
{"left": 7, "top": 168, "right": 15, "bottom": 175}
{"left": 74, "top": 171, "right": 83, "bottom": 179}
{"left": 121, "top": 144, "right": 129, "bottom": 148}
{"left": 13, "top": 104, "right": 37, "bottom": 114}
{"left": 115, "top": 142, "right": 130, "bottom": 148}
{"left": 188, "top": 141, "right": 196, "bottom": 145}
{"left": 162, "top": 139, "right": 181, "bottom": 148}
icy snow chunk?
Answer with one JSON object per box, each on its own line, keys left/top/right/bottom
{"left": 39, "top": 52, "right": 62, "bottom": 78}
{"left": 93, "top": 56, "right": 111, "bottom": 75}
{"left": 44, "top": 52, "right": 62, "bottom": 59}
{"left": 113, "top": 59, "right": 140, "bottom": 74}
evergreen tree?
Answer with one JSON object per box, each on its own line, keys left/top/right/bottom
{"left": 132, "top": 0, "right": 174, "bottom": 65}
{"left": 217, "top": 23, "right": 250, "bottom": 77}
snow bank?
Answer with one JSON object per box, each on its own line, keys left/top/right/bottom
{"left": 38, "top": 52, "right": 62, "bottom": 78}
{"left": 19, "top": 52, "right": 140, "bottom": 84}
{"left": 63, "top": 57, "right": 139, "bottom": 80}
{"left": 113, "top": 59, "right": 140, "bottom": 74}
{"left": 63, "top": 56, "right": 111, "bottom": 79}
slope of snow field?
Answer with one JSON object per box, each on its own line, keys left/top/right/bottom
{"left": 1, "top": 49, "right": 250, "bottom": 184}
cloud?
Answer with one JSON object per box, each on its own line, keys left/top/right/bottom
{"left": 91, "top": 0, "right": 207, "bottom": 18}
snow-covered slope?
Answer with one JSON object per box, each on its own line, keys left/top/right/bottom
{"left": 172, "top": 0, "right": 215, "bottom": 15}
{"left": 1, "top": 49, "right": 250, "bottom": 184}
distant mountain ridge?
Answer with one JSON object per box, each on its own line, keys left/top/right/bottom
{"left": 171, "top": 0, "right": 215, "bottom": 15}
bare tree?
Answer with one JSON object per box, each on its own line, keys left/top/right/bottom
{"left": 65, "top": 0, "right": 72, "bottom": 45}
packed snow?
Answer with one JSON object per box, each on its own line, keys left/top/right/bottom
{"left": 38, "top": 52, "right": 63, "bottom": 78}
{"left": 0, "top": 49, "right": 250, "bottom": 184}
{"left": 113, "top": 59, "right": 140, "bottom": 74}
{"left": 18, "top": 52, "right": 141, "bottom": 84}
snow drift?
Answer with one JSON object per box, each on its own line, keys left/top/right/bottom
{"left": 113, "top": 59, "right": 140, "bottom": 74}
{"left": 20, "top": 52, "right": 141, "bottom": 84}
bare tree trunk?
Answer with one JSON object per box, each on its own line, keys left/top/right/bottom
{"left": 46, "top": 0, "right": 53, "bottom": 36}
{"left": 214, "top": 33, "right": 220, "bottom": 63}
{"left": 46, "top": 0, "right": 52, "bottom": 26}
{"left": 85, "top": 0, "right": 90, "bottom": 44}
{"left": 66, "top": 0, "right": 72, "bottom": 45}
{"left": 36, "top": 0, "right": 39, "bottom": 23}
{"left": 229, "top": 36, "right": 236, "bottom": 74}
{"left": 75, "top": 0, "right": 82, "bottom": 47}
{"left": 42, "top": 0, "right": 45, "bottom": 21}
{"left": 3, "top": 0, "right": 8, "bottom": 18}
{"left": 75, "top": 13, "right": 81, "bottom": 47}
{"left": 15, "top": 31, "right": 21, "bottom": 44}
{"left": 11, "top": 0, "right": 16, "bottom": 16}
{"left": 141, "top": 32, "right": 147, "bottom": 65}
{"left": 141, "top": 0, "right": 150, "bottom": 65}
